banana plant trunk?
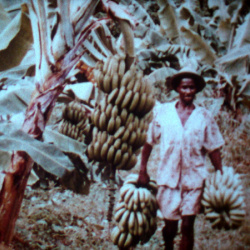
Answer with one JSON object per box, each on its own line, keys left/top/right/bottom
{"left": 0, "top": 69, "right": 71, "bottom": 244}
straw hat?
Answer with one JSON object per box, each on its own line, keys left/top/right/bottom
{"left": 170, "top": 66, "right": 206, "bottom": 92}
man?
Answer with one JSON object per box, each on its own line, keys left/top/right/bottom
{"left": 138, "top": 67, "right": 224, "bottom": 250}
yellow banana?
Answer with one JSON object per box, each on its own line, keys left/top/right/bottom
{"left": 121, "top": 89, "right": 133, "bottom": 109}
{"left": 105, "top": 103, "right": 113, "bottom": 118}
{"left": 121, "top": 129, "right": 130, "bottom": 142}
{"left": 228, "top": 190, "right": 240, "bottom": 207}
{"left": 118, "top": 59, "right": 126, "bottom": 78}
{"left": 114, "top": 126, "right": 126, "bottom": 139}
{"left": 115, "top": 116, "right": 122, "bottom": 132}
{"left": 123, "top": 232, "right": 133, "bottom": 248}
{"left": 107, "top": 117, "right": 115, "bottom": 133}
{"left": 229, "top": 209, "right": 246, "bottom": 217}
{"left": 111, "top": 226, "right": 121, "bottom": 245}
{"left": 121, "top": 69, "right": 134, "bottom": 87}
{"left": 103, "top": 56, "right": 112, "bottom": 75}
{"left": 93, "top": 109, "right": 101, "bottom": 127}
{"left": 120, "top": 108, "right": 128, "bottom": 124}
{"left": 99, "top": 112, "right": 107, "bottom": 130}
{"left": 108, "top": 88, "right": 119, "bottom": 104}
{"left": 118, "top": 232, "right": 127, "bottom": 248}
{"left": 116, "top": 152, "right": 129, "bottom": 170}
{"left": 136, "top": 92, "right": 147, "bottom": 114}
{"left": 111, "top": 73, "right": 119, "bottom": 91}
{"left": 127, "top": 194, "right": 135, "bottom": 210}
{"left": 133, "top": 212, "right": 139, "bottom": 236}
{"left": 113, "top": 149, "right": 122, "bottom": 165}
{"left": 114, "top": 206, "right": 126, "bottom": 222}
{"left": 133, "top": 188, "right": 140, "bottom": 208}
{"left": 93, "top": 141, "right": 101, "bottom": 160}
{"left": 87, "top": 143, "right": 94, "bottom": 160}
{"left": 125, "top": 154, "right": 137, "bottom": 170}
{"left": 100, "top": 142, "right": 109, "bottom": 160}
{"left": 111, "top": 105, "right": 119, "bottom": 118}
{"left": 211, "top": 217, "right": 221, "bottom": 228}
{"left": 148, "top": 180, "right": 158, "bottom": 194}
{"left": 128, "top": 211, "right": 135, "bottom": 231}
{"left": 115, "top": 201, "right": 126, "bottom": 212}
{"left": 119, "top": 183, "right": 135, "bottom": 200}
{"left": 127, "top": 78, "right": 136, "bottom": 91}
{"left": 128, "top": 131, "right": 137, "bottom": 145}
{"left": 114, "top": 138, "right": 122, "bottom": 149}
{"left": 120, "top": 142, "right": 128, "bottom": 153}
{"left": 230, "top": 196, "right": 245, "bottom": 209}
{"left": 144, "top": 94, "right": 155, "bottom": 113}
{"left": 103, "top": 74, "right": 112, "bottom": 93}
{"left": 125, "top": 113, "right": 135, "bottom": 127}
{"left": 107, "top": 145, "right": 115, "bottom": 163}
{"left": 205, "top": 212, "right": 220, "bottom": 220}
{"left": 129, "top": 91, "right": 140, "bottom": 112}
{"left": 119, "top": 210, "right": 130, "bottom": 229}
{"left": 124, "top": 187, "right": 135, "bottom": 204}
{"left": 133, "top": 78, "right": 141, "bottom": 92}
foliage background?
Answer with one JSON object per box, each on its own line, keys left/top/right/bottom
{"left": 0, "top": 0, "right": 249, "bottom": 249}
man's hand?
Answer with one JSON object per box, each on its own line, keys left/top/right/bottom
{"left": 209, "top": 149, "right": 223, "bottom": 174}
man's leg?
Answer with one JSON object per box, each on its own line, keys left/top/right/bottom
{"left": 162, "top": 219, "right": 178, "bottom": 250}
{"left": 180, "top": 215, "right": 196, "bottom": 250}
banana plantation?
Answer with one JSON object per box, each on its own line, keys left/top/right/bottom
{"left": 0, "top": 0, "right": 249, "bottom": 249}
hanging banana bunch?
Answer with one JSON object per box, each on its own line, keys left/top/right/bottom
{"left": 111, "top": 174, "right": 158, "bottom": 248}
{"left": 87, "top": 53, "right": 155, "bottom": 170}
{"left": 58, "top": 100, "right": 92, "bottom": 142}
{"left": 202, "top": 166, "right": 246, "bottom": 229}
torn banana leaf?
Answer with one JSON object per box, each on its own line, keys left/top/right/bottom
{"left": 215, "top": 45, "right": 250, "bottom": 75}
{"left": 157, "top": 0, "right": 180, "bottom": 43}
{"left": 233, "top": 13, "right": 250, "bottom": 48}
{"left": 180, "top": 26, "right": 217, "bottom": 66}
{"left": 0, "top": 124, "right": 75, "bottom": 179}
{"left": 0, "top": 84, "right": 33, "bottom": 115}
{"left": 43, "top": 126, "right": 89, "bottom": 167}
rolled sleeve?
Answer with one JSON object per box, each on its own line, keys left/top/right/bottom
{"left": 146, "top": 105, "right": 161, "bottom": 145}
{"left": 203, "top": 114, "right": 224, "bottom": 153}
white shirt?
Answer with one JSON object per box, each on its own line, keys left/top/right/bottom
{"left": 147, "top": 101, "right": 224, "bottom": 190}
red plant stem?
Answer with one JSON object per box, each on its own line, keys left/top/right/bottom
{"left": 0, "top": 152, "right": 33, "bottom": 244}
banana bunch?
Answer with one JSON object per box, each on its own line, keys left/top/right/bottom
{"left": 87, "top": 54, "right": 155, "bottom": 170}
{"left": 59, "top": 100, "right": 91, "bottom": 142}
{"left": 111, "top": 174, "right": 158, "bottom": 248}
{"left": 202, "top": 166, "right": 246, "bottom": 229}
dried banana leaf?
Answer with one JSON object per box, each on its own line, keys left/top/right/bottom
{"left": 215, "top": 45, "right": 250, "bottom": 75}
{"left": 233, "top": 13, "right": 250, "bottom": 48}
{"left": 180, "top": 26, "right": 216, "bottom": 65}
{"left": 157, "top": 0, "right": 180, "bottom": 43}
{"left": 0, "top": 4, "right": 33, "bottom": 71}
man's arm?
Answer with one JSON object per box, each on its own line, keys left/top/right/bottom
{"left": 209, "top": 149, "right": 223, "bottom": 173}
{"left": 138, "top": 142, "right": 153, "bottom": 186}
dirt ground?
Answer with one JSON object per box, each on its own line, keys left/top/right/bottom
{"left": 7, "top": 156, "right": 250, "bottom": 250}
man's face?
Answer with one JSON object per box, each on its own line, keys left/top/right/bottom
{"left": 176, "top": 78, "right": 197, "bottom": 104}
